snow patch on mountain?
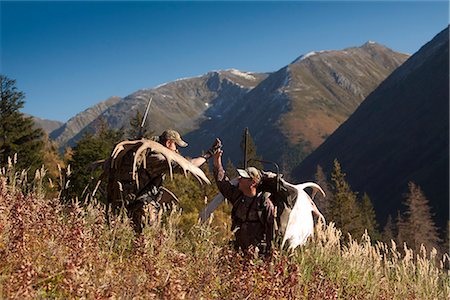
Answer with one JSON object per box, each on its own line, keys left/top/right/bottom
{"left": 291, "top": 50, "right": 327, "bottom": 64}
{"left": 227, "top": 69, "right": 256, "bottom": 80}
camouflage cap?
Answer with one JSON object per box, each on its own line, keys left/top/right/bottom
{"left": 160, "top": 129, "right": 188, "bottom": 147}
{"left": 237, "top": 167, "right": 261, "bottom": 183}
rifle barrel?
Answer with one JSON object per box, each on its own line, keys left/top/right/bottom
{"left": 141, "top": 97, "right": 153, "bottom": 128}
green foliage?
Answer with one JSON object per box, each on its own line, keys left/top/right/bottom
{"left": 445, "top": 221, "right": 450, "bottom": 255}
{"left": 0, "top": 75, "right": 44, "bottom": 175}
{"left": 127, "top": 110, "right": 155, "bottom": 139}
{"left": 360, "top": 193, "right": 381, "bottom": 241}
{"left": 163, "top": 164, "right": 231, "bottom": 233}
{"left": 397, "top": 182, "right": 441, "bottom": 253}
{"left": 282, "top": 139, "right": 312, "bottom": 177}
{"left": 382, "top": 214, "right": 395, "bottom": 244}
{"left": 239, "top": 128, "right": 263, "bottom": 169}
{"left": 67, "top": 122, "right": 123, "bottom": 201}
{"left": 329, "top": 159, "right": 365, "bottom": 240}
{"left": 225, "top": 158, "right": 238, "bottom": 179}
{"left": 314, "top": 165, "right": 332, "bottom": 219}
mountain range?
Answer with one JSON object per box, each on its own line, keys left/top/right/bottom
{"left": 293, "top": 27, "right": 449, "bottom": 230}
{"left": 27, "top": 114, "right": 63, "bottom": 135}
{"left": 183, "top": 42, "right": 408, "bottom": 171}
{"left": 49, "top": 96, "right": 122, "bottom": 147}
{"left": 43, "top": 42, "right": 408, "bottom": 172}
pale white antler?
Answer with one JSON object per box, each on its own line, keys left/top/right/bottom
{"left": 281, "top": 180, "right": 326, "bottom": 250}
{"left": 110, "top": 139, "right": 143, "bottom": 168}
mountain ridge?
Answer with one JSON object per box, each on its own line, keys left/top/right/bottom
{"left": 292, "top": 27, "right": 449, "bottom": 230}
{"left": 183, "top": 42, "right": 409, "bottom": 171}
{"left": 49, "top": 41, "right": 409, "bottom": 173}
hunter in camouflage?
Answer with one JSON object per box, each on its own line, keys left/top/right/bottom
{"left": 105, "top": 129, "right": 220, "bottom": 233}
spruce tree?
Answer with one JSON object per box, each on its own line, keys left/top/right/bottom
{"left": 127, "top": 110, "right": 155, "bottom": 139}
{"left": 396, "top": 210, "right": 408, "bottom": 247}
{"left": 239, "top": 129, "right": 263, "bottom": 170}
{"left": 314, "top": 165, "right": 332, "bottom": 219}
{"left": 382, "top": 214, "right": 396, "bottom": 244}
{"left": 444, "top": 221, "right": 449, "bottom": 255}
{"left": 0, "top": 75, "right": 44, "bottom": 174}
{"left": 225, "top": 158, "right": 238, "bottom": 179}
{"left": 329, "top": 159, "right": 364, "bottom": 240}
{"left": 67, "top": 122, "right": 123, "bottom": 201}
{"left": 398, "top": 182, "right": 441, "bottom": 253}
{"left": 360, "top": 193, "right": 381, "bottom": 241}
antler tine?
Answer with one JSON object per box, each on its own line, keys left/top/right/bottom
{"left": 190, "top": 168, "right": 211, "bottom": 185}
{"left": 132, "top": 140, "right": 153, "bottom": 183}
{"left": 127, "top": 139, "right": 211, "bottom": 185}
{"left": 306, "top": 182, "right": 326, "bottom": 198}
{"left": 161, "top": 155, "right": 174, "bottom": 180}
{"left": 111, "top": 140, "right": 139, "bottom": 159}
{"left": 113, "top": 142, "right": 142, "bottom": 169}
{"left": 192, "top": 173, "right": 205, "bottom": 185}
{"left": 111, "top": 140, "right": 143, "bottom": 168}
{"left": 156, "top": 145, "right": 211, "bottom": 184}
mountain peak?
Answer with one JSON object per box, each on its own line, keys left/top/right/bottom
{"left": 360, "top": 40, "right": 388, "bottom": 50}
{"left": 290, "top": 50, "right": 327, "bottom": 64}
{"left": 364, "top": 40, "right": 377, "bottom": 46}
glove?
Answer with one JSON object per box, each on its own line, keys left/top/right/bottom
{"left": 203, "top": 138, "right": 222, "bottom": 160}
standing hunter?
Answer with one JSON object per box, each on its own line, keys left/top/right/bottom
{"left": 212, "top": 139, "right": 275, "bottom": 255}
{"left": 106, "top": 129, "right": 221, "bottom": 234}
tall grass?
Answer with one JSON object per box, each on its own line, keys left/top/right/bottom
{"left": 0, "top": 162, "right": 448, "bottom": 299}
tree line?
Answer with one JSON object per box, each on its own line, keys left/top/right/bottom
{"left": 314, "top": 160, "right": 445, "bottom": 255}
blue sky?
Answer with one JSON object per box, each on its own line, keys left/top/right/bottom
{"left": 1, "top": 1, "right": 448, "bottom": 122}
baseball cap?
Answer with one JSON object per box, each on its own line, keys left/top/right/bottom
{"left": 237, "top": 167, "right": 261, "bottom": 183}
{"left": 160, "top": 129, "right": 188, "bottom": 147}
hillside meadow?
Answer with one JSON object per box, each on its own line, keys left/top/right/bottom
{"left": 0, "top": 161, "right": 448, "bottom": 299}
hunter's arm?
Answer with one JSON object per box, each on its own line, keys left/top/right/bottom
{"left": 212, "top": 150, "right": 239, "bottom": 204}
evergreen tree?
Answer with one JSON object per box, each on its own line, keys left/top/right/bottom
{"left": 396, "top": 210, "right": 408, "bottom": 247}
{"left": 67, "top": 123, "right": 123, "bottom": 201}
{"left": 360, "top": 193, "right": 381, "bottom": 241}
{"left": 163, "top": 163, "right": 230, "bottom": 233}
{"left": 225, "top": 158, "right": 238, "bottom": 179}
{"left": 239, "top": 129, "right": 263, "bottom": 170}
{"left": 0, "top": 75, "right": 44, "bottom": 174}
{"left": 329, "top": 159, "right": 364, "bottom": 240}
{"left": 281, "top": 140, "right": 311, "bottom": 178}
{"left": 444, "top": 221, "right": 449, "bottom": 255}
{"left": 382, "top": 214, "right": 396, "bottom": 244}
{"left": 314, "top": 165, "right": 332, "bottom": 219}
{"left": 127, "top": 110, "right": 155, "bottom": 139}
{"left": 398, "top": 182, "right": 441, "bottom": 253}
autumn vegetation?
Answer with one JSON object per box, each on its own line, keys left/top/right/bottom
{"left": 0, "top": 159, "right": 448, "bottom": 299}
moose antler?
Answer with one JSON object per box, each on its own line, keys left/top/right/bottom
{"left": 281, "top": 180, "right": 326, "bottom": 250}
{"left": 110, "top": 139, "right": 211, "bottom": 188}
{"left": 110, "top": 140, "right": 143, "bottom": 168}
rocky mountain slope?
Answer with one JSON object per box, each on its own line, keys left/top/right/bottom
{"left": 292, "top": 27, "right": 449, "bottom": 230}
{"left": 65, "top": 70, "right": 268, "bottom": 147}
{"left": 183, "top": 42, "right": 408, "bottom": 170}
{"left": 49, "top": 96, "right": 121, "bottom": 147}
{"left": 26, "top": 114, "right": 63, "bottom": 134}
